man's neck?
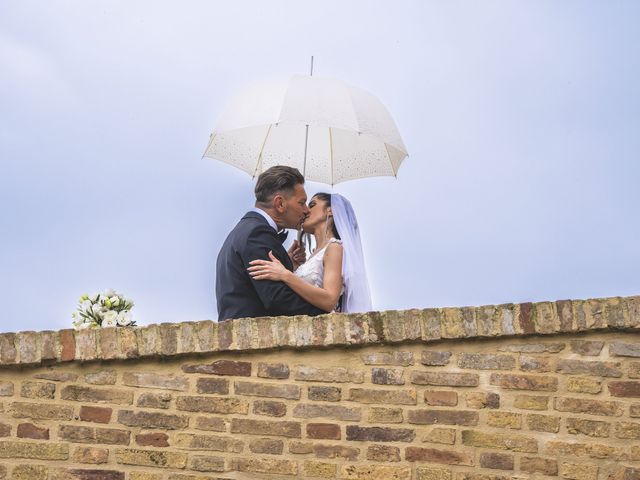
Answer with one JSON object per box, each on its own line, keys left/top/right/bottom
{"left": 253, "top": 206, "right": 283, "bottom": 231}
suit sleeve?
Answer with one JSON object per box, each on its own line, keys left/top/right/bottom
{"left": 239, "top": 224, "right": 327, "bottom": 316}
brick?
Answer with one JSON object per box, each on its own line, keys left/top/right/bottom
{"left": 0, "top": 382, "right": 14, "bottom": 396}
{"left": 117, "top": 410, "right": 189, "bottom": 430}
{"left": 479, "top": 452, "right": 514, "bottom": 470}
{"left": 307, "top": 423, "right": 340, "bottom": 440}
{"left": 631, "top": 404, "right": 640, "bottom": 417}
{"left": 487, "top": 411, "right": 521, "bottom": 429}
{"left": 340, "top": 464, "right": 411, "bottom": 480}
{"left": 99, "top": 328, "right": 119, "bottom": 360}
{"left": 519, "top": 355, "right": 552, "bottom": 372}
{"left": 129, "top": 472, "right": 162, "bottom": 480}
{"left": 249, "top": 437, "right": 284, "bottom": 454}
{"left": 233, "top": 457, "right": 297, "bottom": 476}
{"left": 520, "top": 456, "right": 558, "bottom": 475}
{"left": 50, "top": 468, "right": 125, "bottom": 480}
{"left": 557, "top": 359, "right": 622, "bottom": 377}
{"left": 176, "top": 395, "right": 248, "bottom": 414}
{"left": 11, "top": 465, "right": 48, "bottom": 480}
{"left": 567, "top": 418, "right": 610, "bottom": 437}
{"left": 80, "top": 406, "right": 112, "bottom": 424}
{"left": 253, "top": 400, "right": 287, "bottom": 417}
{"left": 71, "top": 446, "right": 109, "bottom": 464}
{"left": 625, "top": 467, "right": 640, "bottom": 480}
{"left": 609, "top": 381, "right": 640, "bottom": 397}
{"left": 257, "top": 362, "right": 290, "bottom": 379}
{"left": 371, "top": 367, "right": 405, "bottom": 385}
{"left": 59, "top": 330, "right": 75, "bottom": 361}
{"left": 630, "top": 363, "right": 640, "bottom": 378}
{"left": 349, "top": 388, "right": 416, "bottom": 405}
{"left": 461, "top": 430, "right": 537, "bottom": 452}
{"left": 458, "top": 353, "right": 515, "bottom": 370}
{"left": 411, "top": 371, "right": 479, "bottom": 387}
{"left": 234, "top": 380, "right": 300, "bottom": 399}
{"left": 136, "top": 392, "right": 171, "bottom": 409}
{"left": 115, "top": 448, "right": 187, "bottom": 469}
{"left": 560, "top": 462, "right": 599, "bottom": 480}
{"left": 425, "top": 390, "right": 457, "bottom": 406}
{"left": 33, "top": 372, "right": 78, "bottom": 382}
{"left": 408, "top": 409, "right": 478, "bottom": 426}
{"left": 570, "top": 340, "right": 604, "bottom": 356}
{"left": 84, "top": 370, "right": 117, "bottom": 385}
{"left": 490, "top": 373, "right": 558, "bottom": 391}
{"left": 231, "top": 418, "right": 301, "bottom": 437}
{"left": 9, "top": 402, "right": 74, "bottom": 420}
{"left": 367, "top": 444, "right": 400, "bottom": 462}
{"left": 363, "top": 351, "right": 414, "bottom": 366}
{"left": 59, "top": 425, "right": 130, "bottom": 445}
{"left": 194, "top": 416, "right": 226, "bottom": 431}
{"left": 0, "top": 440, "right": 68, "bottom": 459}
{"left": 17, "top": 423, "right": 49, "bottom": 439}
{"left": 181, "top": 360, "right": 251, "bottom": 376}
{"left": 615, "top": 421, "right": 640, "bottom": 439}
{"left": 61, "top": 385, "right": 132, "bottom": 404}
{"left": 295, "top": 366, "right": 364, "bottom": 383}
{"left": 75, "top": 329, "right": 97, "bottom": 361}
{"left": 610, "top": 342, "right": 640, "bottom": 357}
{"left": 419, "top": 428, "right": 454, "bottom": 446}
{"left": 309, "top": 385, "right": 341, "bottom": 402}
{"left": 40, "top": 331, "right": 58, "bottom": 361}
{"left": 136, "top": 433, "right": 169, "bottom": 447}
{"left": 405, "top": 446, "right": 473, "bottom": 465}
{"left": 16, "top": 331, "right": 39, "bottom": 364}
{"left": 526, "top": 414, "right": 560, "bottom": 432}
{"left": 368, "top": 407, "right": 403, "bottom": 423}
{"left": 498, "top": 342, "right": 565, "bottom": 353}
{"left": 421, "top": 351, "right": 452, "bottom": 366}
{"left": 555, "top": 397, "right": 623, "bottom": 416}
{"left": 174, "top": 433, "right": 243, "bottom": 452}
{"left": 122, "top": 372, "right": 188, "bottom": 391}
{"left": 346, "top": 425, "right": 415, "bottom": 442}
{"left": 567, "top": 377, "right": 602, "bottom": 394}
{"left": 0, "top": 423, "right": 10, "bottom": 437}
{"left": 304, "top": 460, "right": 336, "bottom": 478}
{"left": 189, "top": 455, "right": 225, "bottom": 472}
{"left": 465, "top": 392, "right": 500, "bottom": 409}
{"left": 513, "top": 395, "right": 548, "bottom": 410}
{"left": 416, "top": 466, "right": 452, "bottom": 480}
{"left": 20, "top": 381, "right": 55, "bottom": 399}
{"left": 312, "top": 443, "right": 359, "bottom": 460}
{"left": 293, "top": 403, "right": 361, "bottom": 421}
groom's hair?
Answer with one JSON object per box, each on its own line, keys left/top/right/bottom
{"left": 255, "top": 166, "right": 304, "bottom": 207}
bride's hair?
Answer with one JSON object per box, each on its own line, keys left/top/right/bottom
{"left": 312, "top": 193, "right": 341, "bottom": 240}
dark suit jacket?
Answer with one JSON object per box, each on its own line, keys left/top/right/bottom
{"left": 216, "top": 211, "right": 327, "bottom": 321}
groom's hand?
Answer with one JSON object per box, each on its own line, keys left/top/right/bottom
{"left": 288, "top": 240, "right": 306, "bottom": 270}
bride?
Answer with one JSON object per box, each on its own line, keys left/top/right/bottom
{"left": 247, "top": 193, "right": 371, "bottom": 313}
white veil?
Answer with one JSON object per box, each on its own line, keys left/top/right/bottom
{"left": 331, "top": 194, "right": 372, "bottom": 313}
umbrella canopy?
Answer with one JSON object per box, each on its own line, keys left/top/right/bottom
{"left": 204, "top": 75, "right": 408, "bottom": 185}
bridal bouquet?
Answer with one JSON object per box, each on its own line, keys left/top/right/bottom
{"left": 72, "top": 289, "right": 136, "bottom": 330}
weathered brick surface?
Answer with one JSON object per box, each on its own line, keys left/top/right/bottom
{"left": 0, "top": 296, "right": 639, "bottom": 480}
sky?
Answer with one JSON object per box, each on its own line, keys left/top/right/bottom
{"left": 1, "top": 0, "right": 639, "bottom": 332}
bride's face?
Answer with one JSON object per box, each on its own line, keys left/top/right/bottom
{"left": 302, "top": 196, "right": 330, "bottom": 233}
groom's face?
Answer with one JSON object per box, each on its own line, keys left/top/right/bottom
{"left": 280, "top": 183, "right": 309, "bottom": 229}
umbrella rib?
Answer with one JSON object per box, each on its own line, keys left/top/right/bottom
{"left": 201, "top": 133, "right": 217, "bottom": 158}
{"left": 384, "top": 143, "right": 397, "bottom": 178}
{"left": 252, "top": 124, "right": 273, "bottom": 178}
{"left": 329, "top": 127, "right": 334, "bottom": 186}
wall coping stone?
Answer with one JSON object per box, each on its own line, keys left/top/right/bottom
{"left": 1, "top": 294, "right": 638, "bottom": 367}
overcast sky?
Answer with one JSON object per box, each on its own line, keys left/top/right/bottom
{"left": 1, "top": 0, "right": 639, "bottom": 332}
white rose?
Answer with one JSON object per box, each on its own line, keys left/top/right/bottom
{"left": 102, "top": 311, "right": 118, "bottom": 327}
{"left": 89, "top": 293, "right": 99, "bottom": 302}
{"left": 103, "top": 288, "right": 116, "bottom": 298}
{"left": 125, "top": 298, "right": 135, "bottom": 308}
{"left": 117, "top": 311, "right": 132, "bottom": 326}
{"left": 109, "top": 296, "right": 120, "bottom": 307}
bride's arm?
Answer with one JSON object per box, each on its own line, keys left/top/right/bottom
{"left": 248, "top": 243, "right": 343, "bottom": 312}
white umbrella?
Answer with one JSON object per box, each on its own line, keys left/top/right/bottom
{"left": 203, "top": 74, "right": 408, "bottom": 185}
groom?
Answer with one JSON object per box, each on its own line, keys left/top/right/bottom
{"left": 216, "top": 166, "right": 327, "bottom": 321}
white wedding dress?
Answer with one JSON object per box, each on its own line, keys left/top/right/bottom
{"left": 294, "top": 238, "right": 343, "bottom": 309}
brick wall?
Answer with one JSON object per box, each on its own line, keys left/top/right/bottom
{"left": 0, "top": 295, "right": 639, "bottom": 479}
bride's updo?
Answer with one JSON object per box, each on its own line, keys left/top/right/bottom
{"left": 312, "top": 193, "right": 341, "bottom": 240}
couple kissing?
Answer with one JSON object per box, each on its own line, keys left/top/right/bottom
{"left": 216, "top": 165, "right": 371, "bottom": 321}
